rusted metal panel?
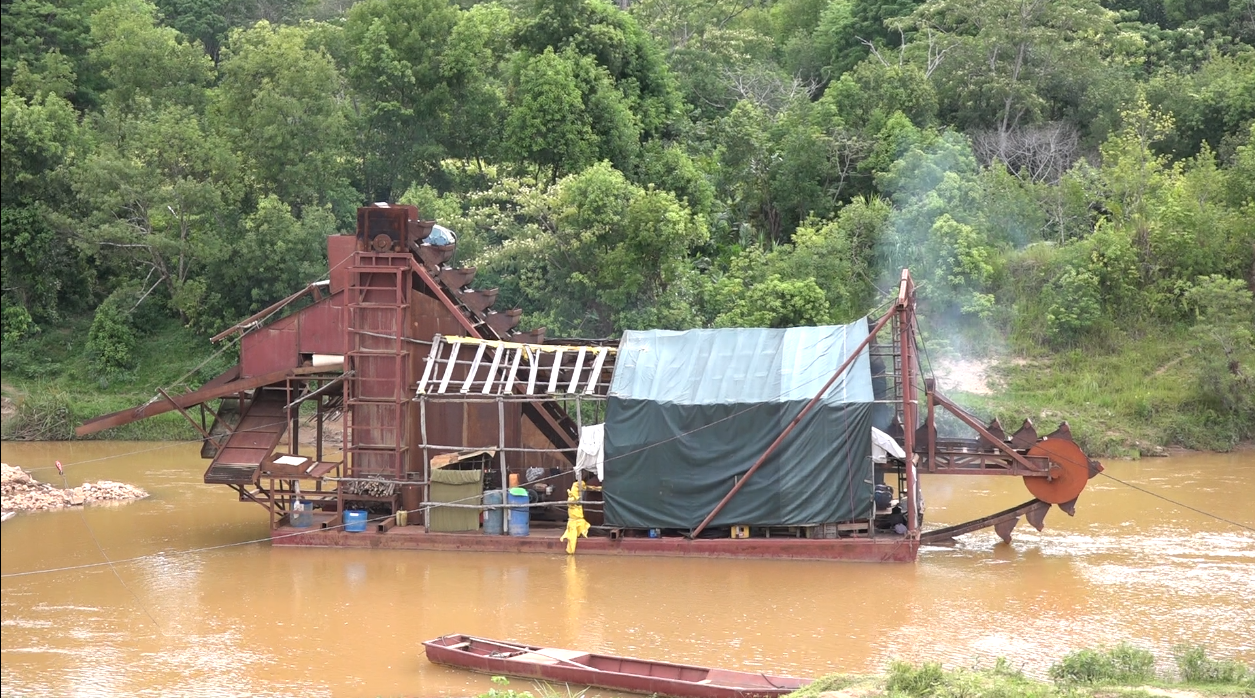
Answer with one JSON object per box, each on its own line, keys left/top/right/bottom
{"left": 327, "top": 236, "right": 356, "bottom": 294}
{"left": 297, "top": 292, "right": 346, "bottom": 356}
{"left": 241, "top": 317, "right": 299, "bottom": 377}
{"left": 357, "top": 204, "right": 421, "bottom": 253}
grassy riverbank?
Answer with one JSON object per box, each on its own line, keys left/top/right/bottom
{"left": 481, "top": 645, "right": 1254, "bottom": 698}
{"left": 1, "top": 314, "right": 229, "bottom": 441}
{"left": 2, "top": 319, "right": 1251, "bottom": 457}
{"left": 954, "top": 326, "right": 1253, "bottom": 458}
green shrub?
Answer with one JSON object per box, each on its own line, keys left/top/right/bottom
{"left": 86, "top": 290, "right": 137, "bottom": 375}
{"left": 1173, "top": 644, "right": 1251, "bottom": 685}
{"left": 1048, "top": 643, "right": 1156, "bottom": 685}
{"left": 1043, "top": 267, "right": 1103, "bottom": 346}
{"left": 1, "top": 300, "right": 39, "bottom": 345}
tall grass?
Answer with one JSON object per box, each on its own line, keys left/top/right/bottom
{"left": 1047, "top": 643, "right": 1157, "bottom": 685}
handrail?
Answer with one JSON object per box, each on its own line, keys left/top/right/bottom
{"left": 210, "top": 281, "right": 328, "bottom": 343}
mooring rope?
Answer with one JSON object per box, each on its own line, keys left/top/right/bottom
{"left": 1097, "top": 470, "right": 1254, "bottom": 532}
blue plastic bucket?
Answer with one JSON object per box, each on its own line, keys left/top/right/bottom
{"left": 344, "top": 510, "right": 368, "bottom": 532}
{"left": 507, "top": 487, "right": 529, "bottom": 537}
{"left": 290, "top": 499, "right": 313, "bottom": 528}
{"left": 483, "top": 490, "right": 504, "bottom": 535}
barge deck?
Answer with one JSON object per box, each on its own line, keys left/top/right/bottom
{"left": 271, "top": 519, "right": 917, "bottom": 562}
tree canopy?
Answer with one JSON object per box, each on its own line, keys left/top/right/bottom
{"left": 1, "top": 0, "right": 1252, "bottom": 440}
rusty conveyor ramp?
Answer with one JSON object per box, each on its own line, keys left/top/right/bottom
{"left": 203, "top": 387, "right": 289, "bottom": 485}
{"left": 919, "top": 499, "right": 1052, "bottom": 546}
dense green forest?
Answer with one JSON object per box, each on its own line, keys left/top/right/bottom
{"left": 2, "top": 0, "right": 1252, "bottom": 450}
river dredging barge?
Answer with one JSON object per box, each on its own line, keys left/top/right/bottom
{"left": 78, "top": 204, "right": 1102, "bottom": 562}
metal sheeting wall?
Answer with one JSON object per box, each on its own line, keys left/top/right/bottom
{"left": 602, "top": 321, "right": 877, "bottom": 529}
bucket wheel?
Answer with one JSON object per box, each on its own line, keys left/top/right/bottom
{"left": 1022, "top": 438, "right": 1091, "bottom": 504}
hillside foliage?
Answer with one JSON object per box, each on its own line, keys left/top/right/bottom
{"left": 2, "top": 0, "right": 1252, "bottom": 448}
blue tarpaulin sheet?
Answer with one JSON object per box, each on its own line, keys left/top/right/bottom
{"left": 603, "top": 320, "right": 876, "bottom": 529}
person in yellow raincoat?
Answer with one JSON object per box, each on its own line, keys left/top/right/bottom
{"left": 561, "top": 482, "right": 591, "bottom": 554}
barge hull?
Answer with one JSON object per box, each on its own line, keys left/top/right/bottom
{"left": 270, "top": 526, "right": 918, "bottom": 562}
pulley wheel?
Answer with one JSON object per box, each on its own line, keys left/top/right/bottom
{"left": 1023, "top": 439, "right": 1090, "bottom": 504}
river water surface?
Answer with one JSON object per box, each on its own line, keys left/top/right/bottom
{"left": 1, "top": 441, "right": 1252, "bottom": 697}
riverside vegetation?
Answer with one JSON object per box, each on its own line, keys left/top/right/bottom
{"left": 2, "top": 0, "right": 1252, "bottom": 453}
{"left": 477, "top": 645, "right": 1255, "bottom": 698}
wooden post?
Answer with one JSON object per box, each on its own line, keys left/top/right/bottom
{"left": 421, "top": 395, "right": 431, "bottom": 533}
{"left": 898, "top": 271, "right": 918, "bottom": 537}
{"left": 315, "top": 391, "right": 324, "bottom": 464}
{"left": 498, "top": 396, "right": 508, "bottom": 534}
{"left": 574, "top": 396, "right": 584, "bottom": 486}
{"left": 289, "top": 380, "right": 299, "bottom": 457}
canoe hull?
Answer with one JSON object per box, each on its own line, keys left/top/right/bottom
{"left": 423, "top": 635, "right": 810, "bottom": 698}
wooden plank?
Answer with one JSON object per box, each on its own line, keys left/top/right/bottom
{"left": 462, "top": 342, "right": 487, "bottom": 393}
{"left": 526, "top": 348, "right": 539, "bottom": 395}
{"left": 504, "top": 347, "right": 523, "bottom": 393}
{"left": 482, "top": 342, "right": 504, "bottom": 395}
{"left": 547, "top": 349, "right": 564, "bottom": 394}
{"left": 417, "top": 334, "right": 443, "bottom": 394}
{"left": 437, "top": 341, "right": 461, "bottom": 394}
{"left": 567, "top": 347, "right": 587, "bottom": 394}
{"left": 585, "top": 349, "right": 607, "bottom": 395}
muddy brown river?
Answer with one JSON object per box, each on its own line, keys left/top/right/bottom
{"left": 1, "top": 441, "right": 1252, "bottom": 697}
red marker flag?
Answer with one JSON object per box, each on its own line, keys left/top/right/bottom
{"left": 55, "top": 460, "right": 64, "bottom": 476}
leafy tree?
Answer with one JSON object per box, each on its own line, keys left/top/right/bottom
{"left": 819, "top": 60, "right": 938, "bottom": 133}
{"left": 89, "top": 0, "right": 215, "bottom": 114}
{"left": 714, "top": 274, "right": 831, "bottom": 327}
{"left": 503, "top": 49, "right": 596, "bottom": 183}
{"left": 912, "top": 0, "right": 1123, "bottom": 144}
{"left": 74, "top": 105, "right": 239, "bottom": 321}
{"left": 1043, "top": 266, "right": 1103, "bottom": 344}
{"left": 515, "top": 0, "right": 679, "bottom": 139}
{"left": 87, "top": 286, "right": 139, "bottom": 374}
{"left": 1182, "top": 274, "right": 1255, "bottom": 444}
{"left": 440, "top": 3, "right": 514, "bottom": 169}
{"left": 818, "top": 0, "right": 923, "bottom": 78}
{"left": 190, "top": 195, "right": 335, "bottom": 330}
{"left": 1, "top": 89, "right": 88, "bottom": 319}
{"left": 344, "top": 0, "right": 460, "bottom": 198}
{"left": 1146, "top": 53, "right": 1255, "bottom": 160}
{"left": 479, "top": 162, "right": 707, "bottom": 335}
{"left": 1, "top": 0, "right": 100, "bottom": 106}
{"left": 213, "top": 21, "right": 355, "bottom": 215}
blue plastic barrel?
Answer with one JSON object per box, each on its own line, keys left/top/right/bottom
{"left": 483, "top": 490, "right": 504, "bottom": 535}
{"left": 507, "top": 487, "right": 529, "bottom": 537}
{"left": 290, "top": 499, "right": 313, "bottom": 528}
{"left": 344, "top": 509, "right": 368, "bottom": 532}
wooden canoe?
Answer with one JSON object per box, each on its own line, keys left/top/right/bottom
{"left": 423, "top": 635, "right": 811, "bottom": 698}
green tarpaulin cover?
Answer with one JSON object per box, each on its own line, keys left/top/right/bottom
{"left": 603, "top": 320, "right": 875, "bottom": 529}
{"left": 429, "top": 467, "right": 483, "bottom": 532}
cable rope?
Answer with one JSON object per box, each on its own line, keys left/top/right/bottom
{"left": 1097, "top": 471, "right": 1254, "bottom": 532}
{"left": 54, "top": 467, "right": 167, "bottom": 633}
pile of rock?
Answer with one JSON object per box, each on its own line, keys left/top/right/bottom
{"left": 1, "top": 463, "right": 148, "bottom": 513}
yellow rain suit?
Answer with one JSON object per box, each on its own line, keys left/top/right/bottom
{"left": 560, "top": 482, "right": 591, "bottom": 554}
